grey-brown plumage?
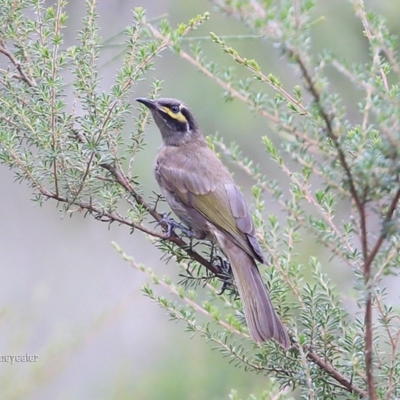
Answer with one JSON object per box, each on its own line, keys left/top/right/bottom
{"left": 136, "top": 97, "right": 290, "bottom": 348}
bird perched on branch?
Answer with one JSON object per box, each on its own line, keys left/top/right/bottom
{"left": 136, "top": 97, "right": 290, "bottom": 348}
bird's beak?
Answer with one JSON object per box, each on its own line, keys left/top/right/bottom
{"left": 135, "top": 97, "right": 157, "bottom": 110}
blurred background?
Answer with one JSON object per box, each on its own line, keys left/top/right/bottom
{"left": 1, "top": 1, "right": 400, "bottom": 399}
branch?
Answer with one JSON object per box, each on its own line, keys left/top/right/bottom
{"left": 98, "top": 163, "right": 221, "bottom": 275}
{"left": 39, "top": 177, "right": 221, "bottom": 277}
{"left": 294, "top": 53, "right": 377, "bottom": 399}
{"left": 295, "top": 56, "right": 364, "bottom": 220}
{"left": 0, "top": 39, "right": 36, "bottom": 87}
{"left": 365, "top": 188, "right": 400, "bottom": 270}
{"left": 144, "top": 23, "right": 322, "bottom": 153}
{"left": 295, "top": 50, "right": 400, "bottom": 398}
{"left": 209, "top": 32, "right": 310, "bottom": 116}
{"left": 306, "top": 348, "right": 368, "bottom": 398}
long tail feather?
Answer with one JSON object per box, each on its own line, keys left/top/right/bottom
{"left": 215, "top": 232, "right": 290, "bottom": 348}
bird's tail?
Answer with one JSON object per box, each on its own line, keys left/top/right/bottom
{"left": 217, "top": 234, "right": 290, "bottom": 348}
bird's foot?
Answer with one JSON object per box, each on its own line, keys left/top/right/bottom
{"left": 159, "top": 213, "right": 194, "bottom": 238}
{"left": 213, "top": 256, "right": 234, "bottom": 295}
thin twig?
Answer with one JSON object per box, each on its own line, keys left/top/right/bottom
{"left": 144, "top": 23, "right": 321, "bottom": 152}
{"left": 365, "top": 188, "right": 400, "bottom": 270}
{"left": 120, "top": 246, "right": 249, "bottom": 339}
{"left": 306, "top": 347, "right": 368, "bottom": 398}
{"left": 352, "top": 0, "right": 400, "bottom": 77}
{"left": 0, "top": 39, "right": 36, "bottom": 86}
{"left": 375, "top": 294, "right": 400, "bottom": 400}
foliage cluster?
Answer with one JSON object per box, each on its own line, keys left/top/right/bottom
{"left": 1, "top": 0, "right": 400, "bottom": 398}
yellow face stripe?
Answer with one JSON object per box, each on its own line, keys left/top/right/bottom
{"left": 161, "top": 106, "right": 187, "bottom": 123}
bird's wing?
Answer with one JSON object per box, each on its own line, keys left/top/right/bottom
{"left": 157, "top": 161, "right": 265, "bottom": 263}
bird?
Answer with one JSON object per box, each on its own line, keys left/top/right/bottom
{"left": 136, "top": 97, "right": 290, "bottom": 348}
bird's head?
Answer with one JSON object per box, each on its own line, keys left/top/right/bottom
{"left": 136, "top": 97, "right": 200, "bottom": 146}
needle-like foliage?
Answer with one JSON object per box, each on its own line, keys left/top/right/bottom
{"left": 1, "top": 1, "right": 400, "bottom": 399}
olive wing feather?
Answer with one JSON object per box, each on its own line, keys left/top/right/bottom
{"left": 157, "top": 163, "right": 265, "bottom": 263}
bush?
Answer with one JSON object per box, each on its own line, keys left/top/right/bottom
{"left": 1, "top": 1, "right": 399, "bottom": 398}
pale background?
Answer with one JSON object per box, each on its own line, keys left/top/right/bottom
{"left": 1, "top": 1, "right": 399, "bottom": 399}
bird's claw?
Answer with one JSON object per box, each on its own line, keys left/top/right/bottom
{"left": 214, "top": 256, "right": 233, "bottom": 295}
{"left": 158, "top": 213, "right": 194, "bottom": 238}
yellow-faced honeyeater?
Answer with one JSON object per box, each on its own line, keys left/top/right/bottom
{"left": 136, "top": 97, "right": 290, "bottom": 348}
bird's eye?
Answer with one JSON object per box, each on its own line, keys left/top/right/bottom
{"left": 170, "top": 105, "right": 180, "bottom": 114}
